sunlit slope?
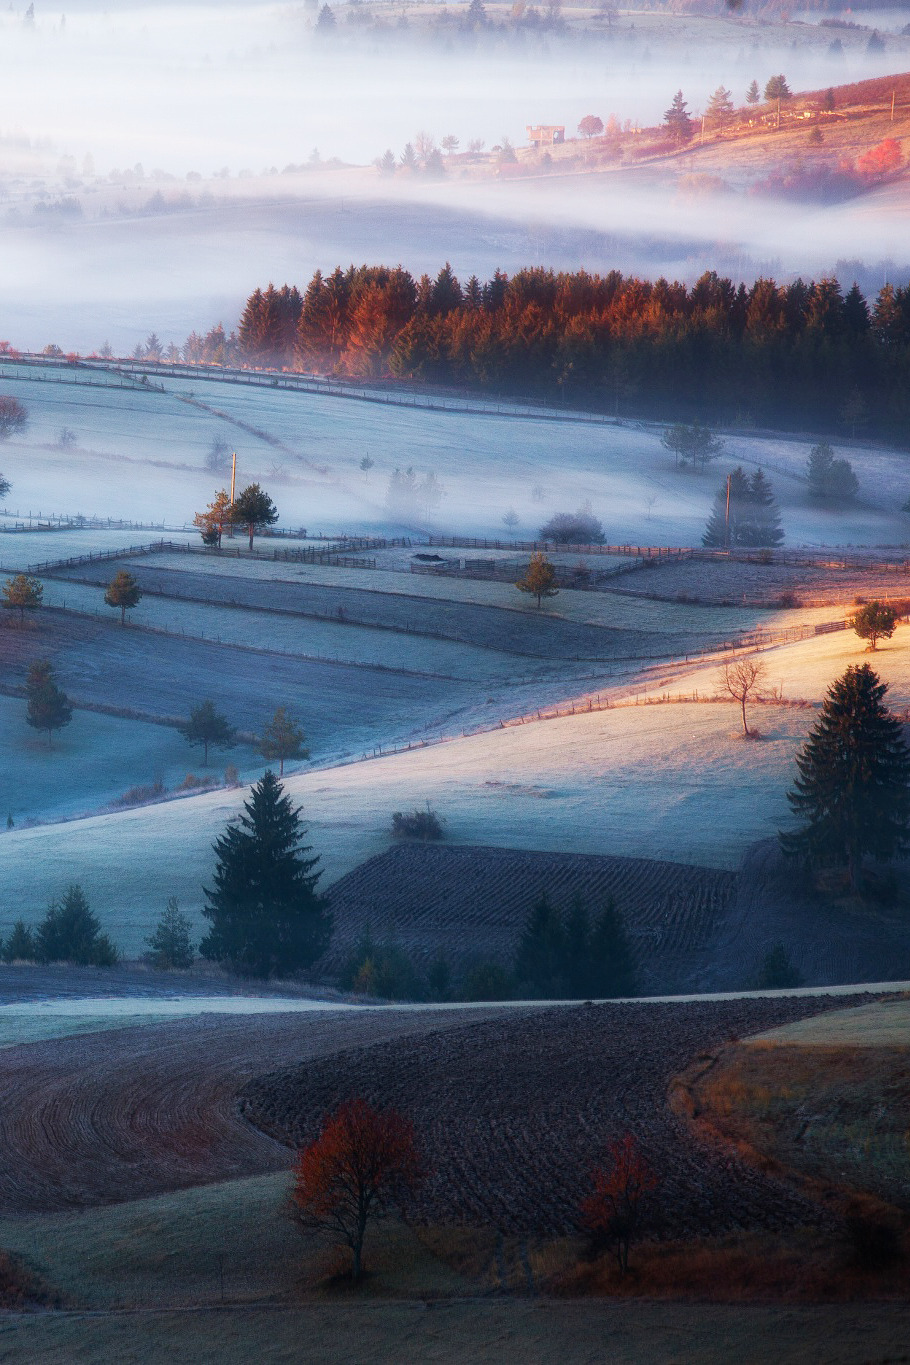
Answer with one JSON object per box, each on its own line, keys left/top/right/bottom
{"left": 2, "top": 611, "right": 905, "bottom": 956}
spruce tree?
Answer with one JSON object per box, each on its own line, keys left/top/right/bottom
{"left": 201, "top": 770, "right": 331, "bottom": 977}
{"left": 35, "top": 885, "right": 117, "bottom": 965}
{"left": 514, "top": 893, "right": 566, "bottom": 996}
{"left": 146, "top": 896, "right": 195, "bottom": 969}
{"left": 586, "top": 898, "right": 637, "bottom": 998}
{"left": 702, "top": 467, "right": 750, "bottom": 547}
{"left": 1, "top": 919, "right": 35, "bottom": 962}
{"left": 740, "top": 468, "right": 784, "bottom": 546}
{"left": 781, "top": 664, "right": 910, "bottom": 890}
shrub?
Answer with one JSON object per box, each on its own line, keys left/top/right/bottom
{"left": 390, "top": 807, "right": 444, "bottom": 841}
{"left": 112, "top": 779, "right": 165, "bottom": 808}
{"left": 35, "top": 885, "right": 118, "bottom": 966}
{"left": 460, "top": 959, "right": 513, "bottom": 1001}
{"left": 845, "top": 1208, "right": 902, "bottom": 1271}
{"left": 146, "top": 896, "right": 195, "bottom": 970}
{"left": 754, "top": 942, "right": 803, "bottom": 990}
{"left": 340, "top": 928, "right": 426, "bottom": 1000}
{"left": 539, "top": 507, "right": 605, "bottom": 544}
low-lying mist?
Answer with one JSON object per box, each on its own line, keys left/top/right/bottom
{"left": 1, "top": 2, "right": 909, "bottom": 349}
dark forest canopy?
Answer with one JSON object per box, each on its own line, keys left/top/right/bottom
{"left": 187, "top": 265, "right": 910, "bottom": 442}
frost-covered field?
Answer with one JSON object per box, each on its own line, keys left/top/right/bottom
{"left": 0, "top": 697, "right": 810, "bottom": 955}
{"left": 1, "top": 618, "right": 903, "bottom": 957}
{"left": 0, "top": 694, "right": 214, "bottom": 828}
{"left": 37, "top": 579, "right": 557, "bottom": 682}
{"left": 0, "top": 367, "right": 908, "bottom": 545}
{"left": 139, "top": 550, "right": 841, "bottom": 635}
{"left": 0, "top": 528, "right": 196, "bottom": 571}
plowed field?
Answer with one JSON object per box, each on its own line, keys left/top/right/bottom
{"left": 0, "top": 1006, "right": 506, "bottom": 1215}
{"left": 323, "top": 844, "right": 736, "bottom": 993}
{"left": 241, "top": 995, "right": 863, "bottom": 1238}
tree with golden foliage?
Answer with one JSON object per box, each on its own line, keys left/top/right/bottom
{"left": 516, "top": 551, "right": 559, "bottom": 608}
{"left": 292, "top": 1098, "right": 423, "bottom": 1282}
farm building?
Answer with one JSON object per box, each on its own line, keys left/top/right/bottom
{"left": 527, "top": 125, "right": 565, "bottom": 147}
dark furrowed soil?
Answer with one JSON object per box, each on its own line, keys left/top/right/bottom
{"left": 322, "top": 843, "right": 736, "bottom": 994}
{"left": 0, "top": 1006, "right": 510, "bottom": 1215}
{"left": 241, "top": 995, "right": 864, "bottom": 1238}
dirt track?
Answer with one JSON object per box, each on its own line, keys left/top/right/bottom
{"left": 0, "top": 1007, "right": 508, "bottom": 1216}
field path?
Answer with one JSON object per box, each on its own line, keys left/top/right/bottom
{"left": 0, "top": 1007, "right": 508, "bottom": 1216}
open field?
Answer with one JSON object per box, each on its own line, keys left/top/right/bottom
{"left": 324, "top": 843, "right": 737, "bottom": 992}
{"left": 4, "top": 1300, "right": 910, "bottom": 1365}
{"left": 134, "top": 548, "right": 844, "bottom": 633}
{"left": 692, "top": 997, "right": 910, "bottom": 1217}
{"left": 2, "top": 366, "right": 909, "bottom": 545}
{"left": 0, "top": 1005, "right": 512, "bottom": 1216}
{"left": 241, "top": 996, "right": 860, "bottom": 1237}
{"left": 753, "top": 996, "right": 910, "bottom": 1046}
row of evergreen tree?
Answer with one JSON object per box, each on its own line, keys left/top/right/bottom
{"left": 207, "top": 266, "right": 910, "bottom": 439}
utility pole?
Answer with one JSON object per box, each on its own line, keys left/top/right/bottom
{"left": 891, "top": 90, "right": 896, "bottom": 122}
{"left": 229, "top": 452, "right": 236, "bottom": 538}
{"left": 724, "top": 473, "right": 732, "bottom": 550}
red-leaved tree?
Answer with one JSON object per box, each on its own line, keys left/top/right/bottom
{"left": 580, "top": 1133, "right": 659, "bottom": 1274}
{"left": 292, "top": 1097, "right": 423, "bottom": 1282}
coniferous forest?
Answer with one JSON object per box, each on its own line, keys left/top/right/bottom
{"left": 188, "top": 265, "right": 910, "bottom": 443}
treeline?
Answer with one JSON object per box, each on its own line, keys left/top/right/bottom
{"left": 218, "top": 265, "right": 910, "bottom": 441}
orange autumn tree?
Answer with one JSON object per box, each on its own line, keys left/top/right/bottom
{"left": 580, "top": 1133, "right": 659, "bottom": 1274}
{"left": 857, "top": 137, "right": 902, "bottom": 178}
{"left": 292, "top": 1098, "right": 424, "bottom": 1282}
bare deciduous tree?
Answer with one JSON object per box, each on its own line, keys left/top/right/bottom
{"left": 719, "top": 657, "right": 767, "bottom": 736}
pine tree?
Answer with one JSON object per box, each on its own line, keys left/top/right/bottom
{"left": 746, "top": 79, "right": 760, "bottom": 105}
{"left": 35, "top": 885, "right": 117, "bottom": 965}
{"left": 781, "top": 664, "right": 910, "bottom": 890}
{"left": 146, "top": 896, "right": 195, "bottom": 969}
{"left": 179, "top": 699, "right": 237, "bottom": 766}
{"left": 25, "top": 659, "right": 72, "bottom": 746}
{"left": 663, "top": 90, "right": 693, "bottom": 145}
{"left": 201, "top": 771, "right": 331, "bottom": 977}
{"left": 104, "top": 569, "right": 142, "bottom": 625}
{"left": 586, "top": 899, "right": 636, "bottom": 998}
{"left": 702, "top": 467, "right": 749, "bottom": 547}
{"left": 260, "top": 706, "right": 309, "bottom": 776}
{"left": 1, "top": 919, "right": 35, "bottom": 962}
{"left": 514, "top": 893, "right": 566, "bottom": 996}
{"left": 703, "top": 468, "right": 783, "bottom": 547}
{"left": 740, "top": 468, "right": 784, "bottom": 546}
{"left": 706, "top": 85, "right": 735, "bottom": 130}
{"left": 231, "top": 483, "right": 278, "bottom": 551}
